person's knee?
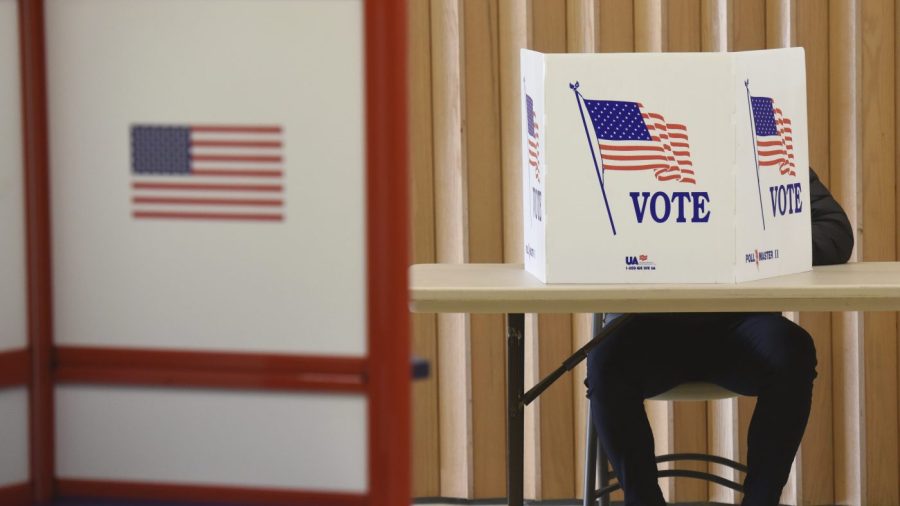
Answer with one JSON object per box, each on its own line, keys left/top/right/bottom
{"left": 770, "top": 320, "right": 817, "bottom": 384}
{"left": 585, "top": 340, "right": 632, "bottom": 400}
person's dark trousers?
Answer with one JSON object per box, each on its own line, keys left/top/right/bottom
{"left": 585, "top": 312, "right": 817, "bottom": 506}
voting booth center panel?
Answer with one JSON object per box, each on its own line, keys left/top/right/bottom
{"left": 1, "top": 0, "right": 409, "bottom": 505}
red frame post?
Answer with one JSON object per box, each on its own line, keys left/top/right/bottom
{"left": 366, "top": 0, "right": 410, "bottom": 505}
{"left": 18, "top": 0, "right": 55, "bottom": 502}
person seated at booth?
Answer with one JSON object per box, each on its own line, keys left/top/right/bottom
{"left": 585, "top": 168, "right": 854, "bottom": 506}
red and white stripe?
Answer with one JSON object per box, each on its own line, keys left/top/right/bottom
{"left": 597, "top": 104, "right": 695, "bottom": 184}
{"left": 131, "top": 125, "right": 284, "bottom": 222}
{"left": 528, "top": 116, "right": 541, "bottom": 181}
{"left": 756, "top": 104, "right": 796, "bottom": 176}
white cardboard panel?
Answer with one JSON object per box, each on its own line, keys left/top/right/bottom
{"left": 56, "top": 386, "right": 367, "bottom": 492}
{"left": 0, "top": 388, "right": 30, "bottom": 486}
{"left": 0, "top": 0, "right": 28, "bottom": 352}
{"left": 46, "top": 0, "right": 367, "bottom": 355}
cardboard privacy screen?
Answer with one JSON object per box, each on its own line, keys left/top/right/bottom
{"left": 522, "top": 48, "right": 812, "bottom": 283}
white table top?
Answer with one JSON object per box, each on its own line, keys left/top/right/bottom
{"left": 409, "top": 262, "right": 900, "bottom": 313}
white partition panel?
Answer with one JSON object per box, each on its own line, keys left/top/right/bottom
{"left": 0, "top": 0, "right": 27, "bottom": 353}
{"left": 0, "top": 388, "right": 30, "bottom": 486}
{"left": 46, "top": 0, "right": 366, "bottom": 355}
{"left": 56, "top": 386, "right": 367, "bottom": 491}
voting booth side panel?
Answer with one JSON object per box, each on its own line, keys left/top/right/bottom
{"left": 531, "top": 52, "right": 736, "bottom": 283}
{"left": 0, "top": 0, "right": 32, "bottom": 503}
{"left": 732, "top": 48, "right": 813, "bottom": 283}
{"left": 27, "top": 0, "right": 409, "bottom": 504}
{"left": 522, "top": 49, "right": 547, "bottom": 282}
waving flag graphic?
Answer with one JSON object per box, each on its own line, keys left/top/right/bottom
{"left": 583, "top": 99, "right": 696, "bottom": 184}
{"left": 750, "top": 96, "right": 796, "bottom": 177}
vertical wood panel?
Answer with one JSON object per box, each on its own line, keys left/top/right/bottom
{"left": 634, "top": 0, "right": 665, "bottom": 52}
{"left": 408, "top": 0, "right": 440, "bottom": 496}
{"left": 765, "top": 0, "right": 793, "bottom": 48}
{"left": 668, "top": 0, "right": 701, "bottom": 52}
{"left": 597, "top": 0, "right": 634, "bottom": 53}
{"left": 566, "top": 1, "right": 595, "bottom": 497}
{"left": 861, "top": 0, "right": 900, "bottom": 503}
{"left": 526, "top": 3, "right": 575, "bottom": 499}
{"left": 431, "top": 0, "right": 473, "bottom": 498}
{"left": 835, "top": 4, "right": 866, "bottom": 503}
{"left": 895, "top": 0, "right": 900, "bottom": 498}
{"left": 567, "top": 0, "right": 595, "bottom": 53}
{"left": 828, "top": 0, "right": 863, "bottom": 503}
{"left": 532, "top": 0, "right": 567, "bottom": 53}
{"left": 462, "top": 0, "right": 507, "bottom": 498}
{"left": 536, "top": 315, "right": 576, "bottom": 499}
{"left": 500, "top": 0, "right": 527, "bottom": 264}
{"left": 794, "top": 1, "right": 835, "bottom": 504}
{"left": 708, "top": 398, "right": 740, "bottom": 504}
{"left": 523, "top": 314, "right": 540, "bottom": 499}
{"left": 731, "top": 0, "right": 766, "bottom": 51}
{"left": 701, "top": 0, "right": 728, "bottom": 51}
{"left": 860, "top": 1, "right": 900, "bottom": 504}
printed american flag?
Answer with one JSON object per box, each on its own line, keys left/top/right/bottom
{"left": 750, "top": 96, "right": 796, "bottom": 176}
{"left": 526, "top": 94, "right": 541, "bottom": 181}
{"left": 130, "top": 124, "right": 284, "bottom": 222}
{"left": 584, "top": 99, "right": 695, "bottom": 184}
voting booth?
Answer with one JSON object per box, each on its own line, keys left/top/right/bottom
{"left": 5, "top": 0, "right": 409, "bottom": 505}
{"left": 522, "top": 48, "right": 812, "bottom": 283}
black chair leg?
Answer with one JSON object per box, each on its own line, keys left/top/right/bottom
{"left": 583, "top": 407, "right": 598, "bottom": 506}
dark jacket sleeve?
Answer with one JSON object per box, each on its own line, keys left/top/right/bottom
{"left": 809, "top": 168, "right": 854, "bottom": 265}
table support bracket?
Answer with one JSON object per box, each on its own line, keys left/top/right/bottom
{"left": 522, "top": 314, "right": 632, "bottom": 406}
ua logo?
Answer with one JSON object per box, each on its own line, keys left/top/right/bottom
{"left": 625, "top": 256, "right": 639, "bottom": 265}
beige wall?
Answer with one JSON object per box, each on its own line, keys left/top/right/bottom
{"left": 409, "top": 0, "right": 900, "bottom": 504}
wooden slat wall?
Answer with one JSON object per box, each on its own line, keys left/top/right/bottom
{"left": 409, "top": 0, "right": 900, "bottom": 503}
{"left": 430, "top": 0, "right": 472, "bottom": 498}
{"left": 462, "top": 0, "right": 508, "bottom": 498}
{"left": 794, "top": 1, "right": 835, "bottom": 504}
{"left": 860, "top": 1, "right": 900, "bottom": 505}
{"left": 828, "top": 0, "right": 867, "bottom": 503}
{"left": 408, "top": 0, "right": 440, "bottom": 497}
{"left": 527, "top": 3, "right": 576, "bottom": 499}
{"left": 566, "top": 0, "right": 595, "bottom": 498}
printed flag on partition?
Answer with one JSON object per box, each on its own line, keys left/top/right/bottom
{"left": 583, "top": 100, "right": 696, "bottom": 184}
{"left": 130, "top": 124, "right": 284, "bottom": 222}
{"left": 750, "top": 96, "right": 796, "bottom": 176}
{"left": 526, "top": 94, "right": 541, "bottom": 182}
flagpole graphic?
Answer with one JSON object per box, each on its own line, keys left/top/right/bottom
{"left": 745, "top": 79, "right": 767, "bottom": 231}
{"left": 571, "top": 81, "right": 617, "bottom": 236}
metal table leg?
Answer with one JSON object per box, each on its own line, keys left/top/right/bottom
{"left": 506, "top": 313, "right": 525, "bottom": 506}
